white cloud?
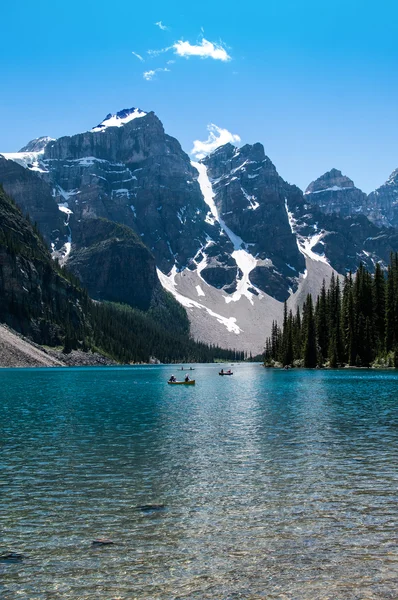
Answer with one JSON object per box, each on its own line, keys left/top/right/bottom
{"left": 143, "top": 67, "right": 170, "bottom": 81}
{"left": 173, "top": 38, "right": 231, "bottom": 61}
{"left": 155, "top": 21, "right": 168, "bottom": 30}
{"left": 132, "top": 51, "right": 144, "bottom": 62}
{"left": 191, "top": 124, "right": 241, "bottom": 159}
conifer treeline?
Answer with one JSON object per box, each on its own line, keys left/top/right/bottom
{"left": 0, "top": 185, "right": 245, "bottom": 364}
{"left": 89, "top": 302, "right": 245, "bottom": 364}
{"left": 264, "top": 255, "right": 398, "bottom": 368}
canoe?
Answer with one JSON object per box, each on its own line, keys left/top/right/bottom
{"left": 168, "top": 380, "right": 195, "bottom": 385}
{"left": 219, "top": 372, "right": 233, "bottom": 376}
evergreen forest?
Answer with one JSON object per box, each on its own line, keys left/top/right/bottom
{"left": 264, "top": 256, "right": 398, "bottom": 368}
{"left": 0, "top": 185, "right": 243, "bottom": 364}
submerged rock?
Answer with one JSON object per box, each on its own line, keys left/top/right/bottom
{"left": 0, "top": 552, "right": 25, "bottom": 562}
{"left": 136, "top": 504, "right": 166, "bottom": 513}
{"left": 92, "top": 538, "right": 114, "bottom": 546}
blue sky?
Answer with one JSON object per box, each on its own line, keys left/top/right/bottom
{"left": 1, "top": 0, "right": 397, "bottom": 192}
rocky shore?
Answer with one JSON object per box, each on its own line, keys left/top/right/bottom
{"left": 0, "top": 325, "right": 116, "bottom": 368}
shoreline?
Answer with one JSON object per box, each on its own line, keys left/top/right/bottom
{"left": 0, "top": 324, "right": 116, "bottom": 368}
{"left": 263, "top": 364, "right": 397, "bottom": 370}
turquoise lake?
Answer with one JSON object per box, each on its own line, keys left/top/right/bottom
{"left": 1, "top": 365, "right": 398, "bottom": 599}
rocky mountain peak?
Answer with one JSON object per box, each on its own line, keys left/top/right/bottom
{"left": 386, "top": 168, "right": 398, "bottom": 186}
{"left": 90, "top": 107, "right": 148, "bottom": 133}
{"left": 367, "top": 167, "right": 398, "bottom": 227}
{"left": 43, "top": 107, "right": 164, "bottom": 163}
{"left": 19, "top": 136, "right": 55, "bottom": 153}
{"left": 239, "top": 142, "right": 266, "bottom": 162}
{"left": 203, "top": 141, "right": 277, "bottom": 182}
{"left": 2, "top": 107, "right": 398, "bottom": 354}
{"left": 305, "top": 168, "right": 355, "bottom": 195}
{"left": 304, "top": 168, "right": 367, "bottom": 219}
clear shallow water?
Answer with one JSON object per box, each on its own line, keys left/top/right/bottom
{"left": 0, "top": 365, "right": 398, "bottom": 599}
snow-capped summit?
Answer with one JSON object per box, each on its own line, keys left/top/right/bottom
{"left": 19, "top": 136, "right": 55, "bottom": 153}
{"left": 90, "top": 107, "right": 147, "bottom": 133}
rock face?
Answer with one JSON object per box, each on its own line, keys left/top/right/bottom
{"left": 42, "top": 108, "right": 212, "bottom": 273}
{"left": 367, "top": 169, "right": 398, "bottom": 228}
{"left": 67, "top": 218, "right": 162, "bottom": 311}
{"left": 0, "top": 156, "right": 67, "bottom": 248}
{"left": 0, "top": 186, "right": 87, "bottom": 345}
{"left": 304, "top": 169, "right": 367, "bottom": 217}
{"left": 202, "top": 143, "right": 305, "bottom": 300}
{"left": 2, "top": 105, "right": 398, "bottom": 353}
{"left": 287, "top": 194, "right": 398, "bottom": 275}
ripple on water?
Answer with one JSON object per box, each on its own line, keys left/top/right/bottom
{"left": 1, "top": 365, "right": 398, "bottom": 599}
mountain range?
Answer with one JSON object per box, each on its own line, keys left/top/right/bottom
{"left": 1, "top": 107, "right": 398, "bottom": 354}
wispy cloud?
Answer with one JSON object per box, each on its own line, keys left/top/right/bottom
{"left": 147, "top": 46, "right": 172, "bottom": 57}
{"left": 155, "top": 21, "right": 168, "bottom": 31}
{"left": 191, "top": 124, "right": 241, "bottom": 159}
{"left": 173, "top": 38, "right": 231, "bottom": 61}
{"left": 132, "top": 51, "right": 144, "bottom": 62}
{"left": 143, "top": 67, "right": 170, "bottom": 81}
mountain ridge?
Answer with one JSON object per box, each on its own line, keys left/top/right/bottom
{"left": 1, "top": 106, "right": 398, "bottom": 353}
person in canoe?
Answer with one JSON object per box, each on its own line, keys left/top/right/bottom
{"left": 184, "top": 374, "right": 190, "bottom": 382}
{"left": 169, "top": 375, "right": 177, "bottom": 383}
{"left": 220, "top": 368, "right": 224, "bottom": 374}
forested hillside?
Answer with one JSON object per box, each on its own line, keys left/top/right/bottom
{"left": 0, "top": 185, "right": 242, "bottom": 363}
{"left": 265, "top": 256, "right": 398, "bottom": 368}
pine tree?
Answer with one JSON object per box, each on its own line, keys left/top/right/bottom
{"left": 373, "top": 263, "right": 386, "bottom": 353}
{"left": 302, "top": 294, "right": 317, "bottom": 368}
{"left": 315, "top": 280, "right": 328, "bottom": 363}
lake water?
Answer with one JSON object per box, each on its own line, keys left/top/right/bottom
{"left": 1, "top": 365, "right": 398, "bottom": 599}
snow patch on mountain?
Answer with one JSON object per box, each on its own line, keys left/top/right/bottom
{"left": 305, "top": 185, "right": 354, "bottom": 195}
{"left": 157, "top": 267, "right": 242, "bottom": 334}
{"left": 91, "top": 108, "right": 147, "bottom": 132}
{"left": 56, "top": 203, "right": 72, "bottom": 264}
{"left": 241, "top": 186, "right": 259, "bottom": 210}
{"left": 55, "top": 186, "right": 81, "bottom": 201}
{"left": 285, "top": 198, "right": 329, "bottom": 266}
{"left": 58, "top": 203, "right": 73, "bottom": 216}
{"left": 300, "top": 233, "right": 328, "bottom": 263}
{"left": 19, "top": 136, "right": 55, "bottom": 153}
{"left": 1, "top": 151, "right": 48, "bottom": 173}
{"left": 226, "top": 249, "right": 258, "bottom": 305}
{"left": 192, "top": 160, "right": 260, "bottom": 304}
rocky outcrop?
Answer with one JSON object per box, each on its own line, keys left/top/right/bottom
{"left": 304, "top": 168, "right": 367, "bottom": 217}
{"left": 67, "top": 218, "right": 162, "bottom": 311}
{"left": 0, "top": 156, "right": 67, "bottom": 248}
{"left": 203, "top": 142, "right": 305, "bottom": 300}
{"left": 287, "top": 198, "right": 398, "bottom": 274}
{"left": 367, "top": 168, "right": 398, "bottom": 228}
{"left": 0, "top": 185, "right": 87, "bottom": 345}
{"left": 41, "top": 109, "right": 212, "bottom": 272}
